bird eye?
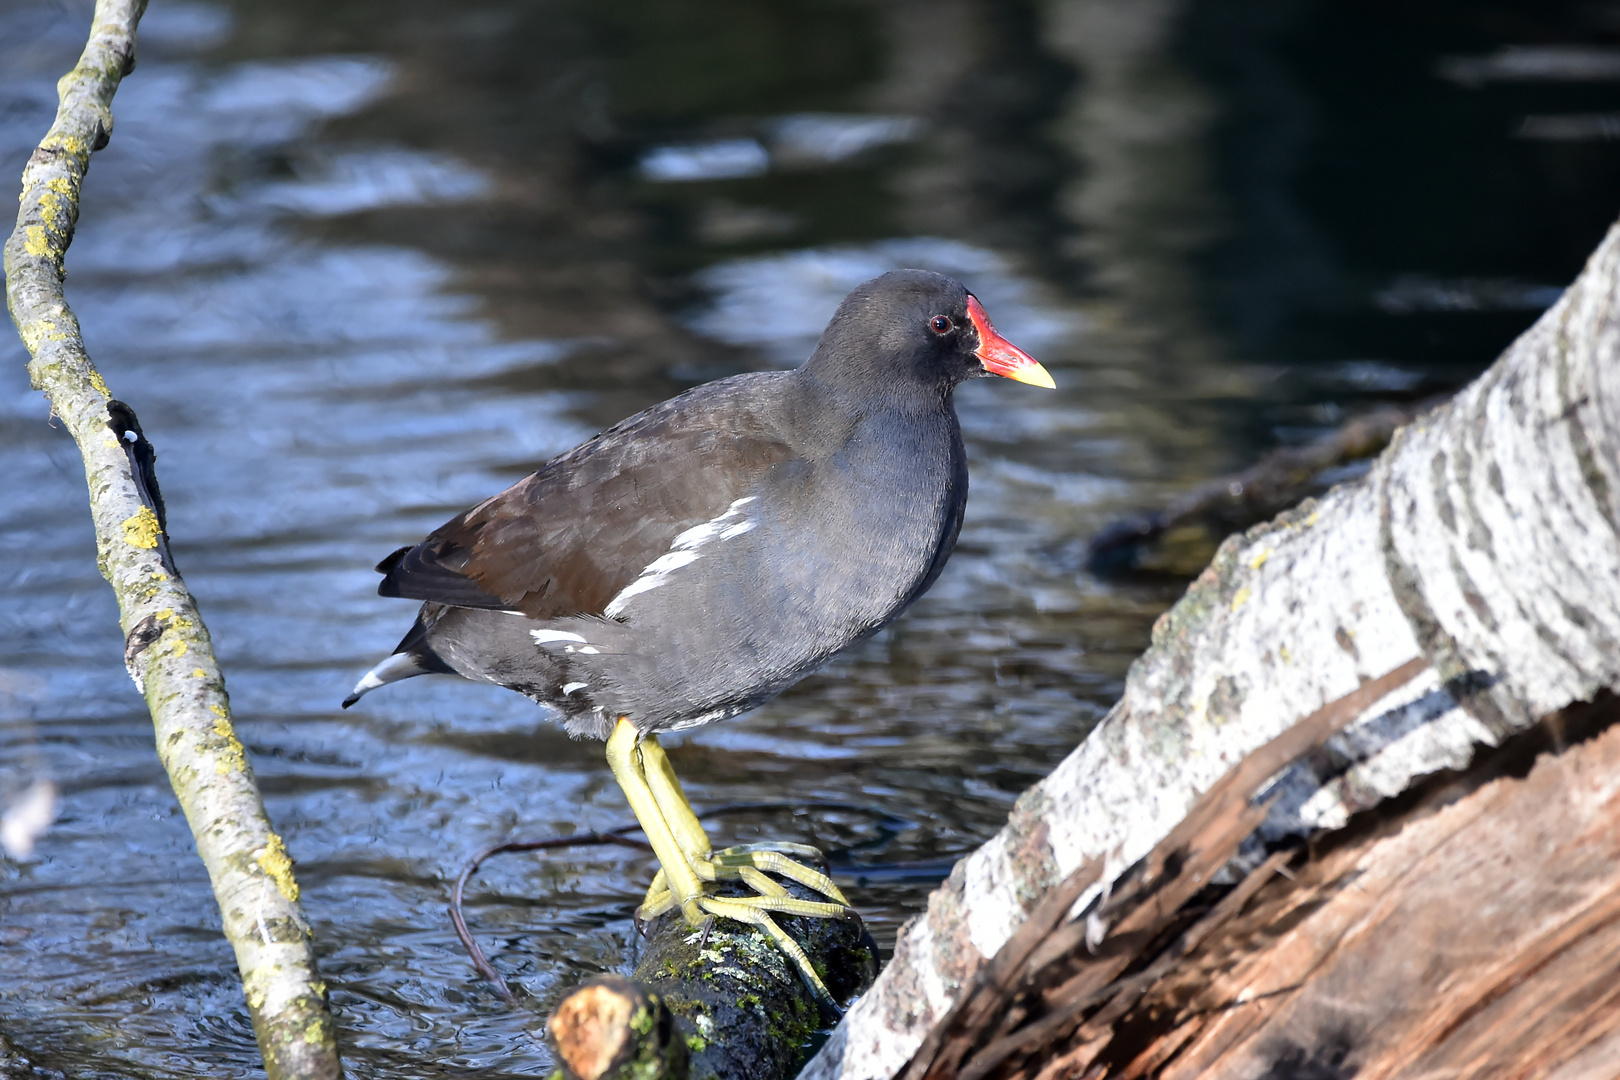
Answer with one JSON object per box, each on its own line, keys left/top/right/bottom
{"left": 930, "top": 314, "right": 953, "bottom": 335}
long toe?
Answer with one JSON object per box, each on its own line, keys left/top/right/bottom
{"left": 697, "top": 896, "right": 840, "bottom": 1013}
{"left": 712, "top": 846, "right": 850, "bottom": 906}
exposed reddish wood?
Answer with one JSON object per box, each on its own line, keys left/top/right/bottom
{"left": 548, "top": 975, "right": 686, "bottom": 1080}
{"left": 1100, "top": 693, "right": 1620, "bottom": 1080}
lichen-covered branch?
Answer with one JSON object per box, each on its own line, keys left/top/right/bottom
{"left": 3, "top": 3, "right": 340, "bottom": 1077}
{"left": 805, "top": 218, "right": 1620, "bottom": 1079}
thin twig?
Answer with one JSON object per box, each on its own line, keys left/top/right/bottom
{"left": 450, "top": 831, "right": 653, "bottom": 1002}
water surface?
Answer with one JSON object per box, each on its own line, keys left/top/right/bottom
{"left": 3, "top": 0, "right": 1617, "bottom": 1075}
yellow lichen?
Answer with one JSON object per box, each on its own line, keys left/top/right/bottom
{"left": 89, "top": 369, "right": 110, "bottom": 397}
{"left": 121, "top": 506, "right": 162, "bottom": 549}
{"left": 245, "top": 978, "right": 267, "bottom": 1011}
{"left": 1248, "top": 548, "right": 1272, "bottom": 570}
{"left": 23, "top": 225, "right": 51, "bottom": 257}
{"left": 303, "top": 1016, "right": 327, "bottom": 1044}
{"left": 256, "top": 832, "right": 301, "bottom": 903}
{"left": 39, "top": 190, "right": 63, "bottom": 230}
{"left": 153, "top": 606, "right": 193, "bottom": 634}
{"left": 211, "top": 704, "right": 248, "bottom": 777}
{"left": 193, "top": 668, "right": 207, "bottom": 678}
{"left": 42, "top": 131, "right": 89, "bottom": 157}
{"left": 1230, "top": 586, "right": 1252, "bottom": 612}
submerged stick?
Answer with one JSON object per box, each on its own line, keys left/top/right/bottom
{"left": 3, "top": 3, "right": 340, "bottom": 1077}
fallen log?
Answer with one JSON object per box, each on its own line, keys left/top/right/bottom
{"left": 805, "top": 212, "right": 1620, "bottom": 1079}
{"left": 1099, "top": 691, "right": 1620, "bottom": 1080}
{"left": 897, "top": 660, "right": 1426, "bottom": 1080}
{"left": 891, "top": 690, "right": 1620, "bottom": 1079}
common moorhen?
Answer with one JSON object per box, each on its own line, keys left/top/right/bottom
{"left": 345, "top": 269, "right": 1053, "bottom": 1003}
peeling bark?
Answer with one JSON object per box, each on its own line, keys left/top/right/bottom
{"left": 3, "top": 3, "right": 340, "bottom": 1077}
{"left": 804, "top": 219, "right": 1620, "bottom": 1080}
{"left": 895, "top": 661, "right": 1426, "bottom": 1080}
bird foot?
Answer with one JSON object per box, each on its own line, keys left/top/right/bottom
{"left": 636, "top": 843, "right": 852, "bottom": 1009}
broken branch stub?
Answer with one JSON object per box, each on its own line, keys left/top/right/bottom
{"left": 3, "top": 2, "right": 340, "bottom": 1077}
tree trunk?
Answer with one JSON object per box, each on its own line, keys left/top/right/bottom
{"left": 803, "top": 217, "right": 1620, "bottom": 1080}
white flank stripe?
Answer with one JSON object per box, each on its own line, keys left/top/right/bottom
{"left": 561, "top": 682, "right": 588, "bottom": 696}
{"left": 604, "top": 496, "right": 758, "bottom": 617}
{"left": 530, "top": 629, "right": 587, "bottom": 645}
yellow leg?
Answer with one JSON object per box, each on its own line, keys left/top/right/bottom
{"left": 637, "top": 734, "right": 712, "bottom": 861}
{"left": 714, "top": 846, "right": 849, "bottom": 905}
{"left": 606, "top": 717, "right": 706, "bottom": 925}
{"left": 607, "top": 717, "right": 853, "bottom": 1010}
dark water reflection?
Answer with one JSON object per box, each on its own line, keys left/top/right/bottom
{"left": 3, "top": 0, "right": 1617, "bottom": 1075}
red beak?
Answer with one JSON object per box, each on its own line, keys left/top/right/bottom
{"left": 967, "top": 295, "right": 1055, "bottom": 388}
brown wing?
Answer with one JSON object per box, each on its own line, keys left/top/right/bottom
{"left": 377, "top": 376, "right": 796, "bottom": 619}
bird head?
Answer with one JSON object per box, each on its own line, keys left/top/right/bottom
{"left": 805, "top": 269, "right": 1054, "bottom": 397}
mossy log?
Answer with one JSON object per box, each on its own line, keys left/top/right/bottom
{"left": 550, "top": 872, "right": 878, "bottom": 1080}
{"left": 2, "top": 2, "right": 339, "bottom": 1077}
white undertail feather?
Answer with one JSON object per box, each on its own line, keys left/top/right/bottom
{"left": 343, "top": 651, "right": 429, "bottom": 707}
{"left": 604, "top": 496, "right": 758, "bottom": 617}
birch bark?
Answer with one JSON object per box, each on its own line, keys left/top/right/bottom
{"left": 804, "top": 219, "right": 1620, "bottom": 1080}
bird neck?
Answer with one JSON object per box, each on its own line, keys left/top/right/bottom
{"left": 794, "top": 356, "right": 957, "bottom": 419}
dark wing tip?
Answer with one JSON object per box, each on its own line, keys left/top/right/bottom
{"left": 374, "top": 540, "right": 513, "bottom": 609}
{"left": 375, "top": 546, "right": 412, "bottom": 575}
{"left": 340, "top": 693, "right": 359, "bottom": 709}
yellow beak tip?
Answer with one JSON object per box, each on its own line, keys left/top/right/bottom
{"left": 1007, "top": 364, "right": 1057, "bottom": 390}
